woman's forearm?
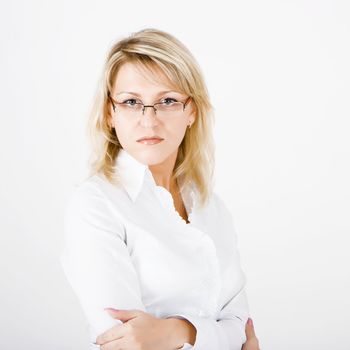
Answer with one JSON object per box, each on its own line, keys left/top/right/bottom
{"left": 165, "top": 318, "right": 196, "bottom": 348}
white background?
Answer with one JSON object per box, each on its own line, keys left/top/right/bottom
{"left": 1, "top": 0, "right": 349, "bottom": 349}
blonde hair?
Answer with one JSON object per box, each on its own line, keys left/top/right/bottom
{"left": 87, "top": 28, "right": 215, "bottom": 208}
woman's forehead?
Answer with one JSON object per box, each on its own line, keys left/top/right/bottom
{"left": 113, "top": 61, "right": 181, "bottom": 94}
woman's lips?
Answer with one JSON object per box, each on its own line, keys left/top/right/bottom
{"left": 137, "top": 138, "right": 164, "bottom": 145}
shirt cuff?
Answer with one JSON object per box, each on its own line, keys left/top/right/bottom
{"left": 166, "top": 313, "right": 232, "bottom": 349}
{"left": 178, "top": 343, "right": 194, "bottom": 349}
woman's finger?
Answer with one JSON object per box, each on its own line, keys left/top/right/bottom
{"left": 95, "top": 324, "right": 124, "bottom": 345}
{"left": 245, "top": 318, "right": 256, "bottom": 339}
{"left": 100, "top": 337, "right": 124, "bottom": 350}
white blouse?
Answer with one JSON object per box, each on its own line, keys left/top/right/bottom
{"left": 60, "top": 148, "right": 250, "bottom": 350}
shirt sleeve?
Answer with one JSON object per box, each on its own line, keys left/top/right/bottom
{"left": 59, "top": 183, "right": 147, "bottom": 347}
{"left": 165, "top": 195, "right": 250, "bottom": 350}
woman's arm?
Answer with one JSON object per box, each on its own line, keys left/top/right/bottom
{"left": 60, "top": 182, "right": 146, "bottom": 346}
{"left": 165, "top": 287, "right": 249, "bottom": 349}
{"left": 60, "top": 182, "right": 191, "bottom": 349}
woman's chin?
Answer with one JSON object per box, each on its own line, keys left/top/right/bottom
{"left": 132, "top": 147, "right": 176, "bottom": 166}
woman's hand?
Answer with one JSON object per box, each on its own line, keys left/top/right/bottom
{"left": 94, "top": 308, "right": 178, "bottom": 350}
{"left": 242, "top": 318, "right": 260, "bottom": 350}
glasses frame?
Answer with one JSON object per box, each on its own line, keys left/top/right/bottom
{"left": 107, "top": 92, "right": 191, "bottom": 116}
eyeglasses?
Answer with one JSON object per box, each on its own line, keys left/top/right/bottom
{"left": 108, "top": 92, "right": 191, "bottom": 119}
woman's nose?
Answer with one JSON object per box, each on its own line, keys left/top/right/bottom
{"left": 139, "top": 106, "right": 159, "bottom": 127}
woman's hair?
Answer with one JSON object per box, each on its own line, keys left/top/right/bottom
{"left": 87, "top": 28, "right": 215, "bottom": 208}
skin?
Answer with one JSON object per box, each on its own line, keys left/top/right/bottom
{"left": 96, "top": 309, "right": 195, "bottom": 350}
{"left": 108, "top": 62, "right": 195, "bottom": 190}
{"left": 243, "top": 318, "right": 261, "bottom": 350}
{"left": 98, "top": 61, "right": 259, "bottom": 349}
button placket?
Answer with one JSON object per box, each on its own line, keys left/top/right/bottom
{"left": 198, "top": 233, "right": 222, "bottom": 316}
{"left": 150, "top": 175, "right": 222, "bottom": 318}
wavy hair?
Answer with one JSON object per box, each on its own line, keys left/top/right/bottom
{"left": 86, "top": 28, "right": 215, "bottom": 208}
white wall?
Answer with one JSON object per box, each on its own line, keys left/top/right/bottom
{"left": 1, "top": 1, "right": 349, "bottom": 349}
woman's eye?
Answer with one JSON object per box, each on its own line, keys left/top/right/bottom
{"left": 161, "top": 97, "right": 178, "bottom": 105}
{"left": 123, "top": 99, "right": 139, "bottom": 105}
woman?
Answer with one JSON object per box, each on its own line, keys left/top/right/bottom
{"left": 60, "top": 28, "right": 260, "bottom": 350}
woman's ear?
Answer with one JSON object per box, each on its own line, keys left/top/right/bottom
{"left": 189, "top": 110, "right": 196, "bottom": 125}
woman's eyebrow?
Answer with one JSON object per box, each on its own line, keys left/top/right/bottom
{"left": 115, "top": 90, "right": 180, "bottom": 97}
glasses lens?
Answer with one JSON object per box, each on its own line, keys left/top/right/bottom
{"left": 116, "top": 102, "right": 143, "bottom": 117}
{"left": 155, "top": 102, "right": 183, "bottom": 117}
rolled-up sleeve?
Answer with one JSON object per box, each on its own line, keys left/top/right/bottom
{"left": 59, "top": 183, "right": 146, "bottom": 347}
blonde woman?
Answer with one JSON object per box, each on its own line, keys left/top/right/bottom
{"left": 60, "top": 28, "right": 260, "bottom": 350}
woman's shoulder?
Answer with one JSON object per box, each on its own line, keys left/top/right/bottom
{"left": 202, "top": 190, "right": 229, "bottom": 215}
{"left": 64, "top": 173, "right": 126, "bottom": 218}
{"left": 68, "top": 173, "right": 124, "bottom": 202}
{"left": 63, "top": 173, "right": 126, "bottom": 238}
{"left": 65, "top": 174, "right": 105, "bottom": 207}
{"left": 192, "top": 190, "right": 235, "bottom": 231}
{"left": 209, "top": 191, "right": 236, "bottom": 227}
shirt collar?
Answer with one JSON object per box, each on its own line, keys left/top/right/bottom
{"left": 114, "top": 148, "right": 149, "bottom": 202}
{"left": 114, "top": 148, "right": 196, "bottom": 207}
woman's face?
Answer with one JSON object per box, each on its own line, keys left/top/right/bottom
{"left": 109, "top": 62, "right": 195, "bottom": 166}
